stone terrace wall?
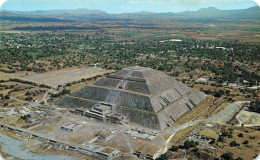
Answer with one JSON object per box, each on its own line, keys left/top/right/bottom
{"left": 148, "top": 76, "right": 178, "bottom": 94}
{"left": 115, "top": 69, "right": 129, "bottom": 76}
{"left": 156, "top": 89, "right": 206, "bottom": 129}
{"left": 140, "top": 69, "right": 160, "bottom": 79}
{"left": 55, "top": 96, "right": 96, "bottom": 109}
{"left": 94, "top": 77, "right": 120, "bottom": 88}
{"left": 71, "top": 86, "right": 110, "bottom": 101}
{"left": 129, "top": 70, "right": 145, "bottom": 79}
{"left": 115, "top": 106, "right": 162, "bottom": 130}
{"left": 124, "top": 81, "right": 150, "bottom": 94}
{"left": 114, "top": 91, "right": 153, "bottom": 112}
{"left": 150, "top": 88, "right": 182, "bottom": 112}
{"left": 173, "top": 83, "right": 193, "bottom": 96}
{"left": 187, "top": 90, "right": 207, "bottom": 105}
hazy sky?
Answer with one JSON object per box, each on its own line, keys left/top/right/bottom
{"left": 0, "top": 0, "right": 259, "bottom": 13}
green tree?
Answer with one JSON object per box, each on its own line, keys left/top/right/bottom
{"left": 222, "top": 131, "right": 229, "bottom": 137}
{"left": 217, "top": 136, "right": 224, "bottom": 142}
{"left": 25, "top": 91, "right": 31, "bottom": 95}
{"left": 184, "top": 140, "right": 197, "bottom": 149}
{"left": 248, "top": 100, "right": 260, "bottom": 113}
{"left": 171, "top": 145, "right": 179, "bottom": 151}
{"left": 156, "top": 153, "right": 169, "bottom": 160}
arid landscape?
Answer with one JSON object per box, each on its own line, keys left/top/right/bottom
{"left": 0, "top": 2, "right": 259, "bottom": 160}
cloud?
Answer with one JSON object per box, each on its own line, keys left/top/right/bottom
{"left": 0, "top": 0, "right": 7, "bottom": 7}
{"left": 252, "top": 0, "right": 260, "bottom": 6}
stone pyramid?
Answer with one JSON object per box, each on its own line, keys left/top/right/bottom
{"left": 56, "top": 66, "right": 207, "bottom": 130}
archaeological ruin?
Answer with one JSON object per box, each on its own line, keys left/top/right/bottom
{"left": 56, "top": 66, "right": 207, "bottom": 130}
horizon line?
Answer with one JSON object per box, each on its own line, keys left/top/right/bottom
{"left": 0, "top": 5, "right": 258, "bottom": 14}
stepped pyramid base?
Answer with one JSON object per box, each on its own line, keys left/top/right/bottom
{"left": 56, "top": 66, "right": 207, "bottom": 130}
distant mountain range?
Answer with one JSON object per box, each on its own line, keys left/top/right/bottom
{"left": 15, "top": 8, "right": 107, "bottom": 16}
{"left": 177, "top": 6, "right": 260, "bottom": 19}
{"left": 0, "top": 6, "right": 259, "bottom": 22}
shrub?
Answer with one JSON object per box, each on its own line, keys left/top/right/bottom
{"left": 171, "top": 145, "right": 179, "bottom": 151}
{"left": 221, "top": 152, "right": 233, "bottom": 160}
{"left": 248, "top": 100, "right": 260, "bottom": 113}
{"left": 228, "top": 134, "right": 233, "bottom": 138}
{"left": 25, "top": 91, "right": 31, "bottom": 95}
{"left": 228, "top": 98, "right": 233, "bottom": 102}
{"left": 242, "top": 140, "right": 249, "bottom": 144}
{"left": 218, "top": 136, "right": 224, "bottom": 142}
{"left": 20, "top": 114, "right": 31, "bottom": 120}
{"left": 222, "top": 131, "right": 229, "bottom": 137}
{"left": 61, "top": 89, "right": 70, "bottom": 95}
{"left": 25, "top": 97, "right": 33, "bottom": 101}
{"left": 238, "top": 133, "right": 243, "bottom": 137}
{"left": 192, "top": 148, "right": 198, "bottom": 152}
{"left": 184, "top": 140, "right": 197, "bottom": 149}
{"left": 230, "top": 140, "right": 240, "bottom": 147}
{"left": 209, "top": 139, "right": 215, "bottom": 144}
{"left": 156, "top": 153, "right": 168, "bottom": 160}
{"left": 228, "top": 128, "right": 233, "bottom": 131}
{"left": 4, "top": 95, "right": 10, "bottom": 99}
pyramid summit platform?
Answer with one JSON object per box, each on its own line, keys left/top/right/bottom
{"left": 56, "top": 66, "right": 207, "bottom": 130}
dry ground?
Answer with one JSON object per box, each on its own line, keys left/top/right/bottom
{"left": 19, "top": 67, "right": 113, "bottom": 87}
{"left": 236, "top": 110, "right": 260, "bottom": 126}
{"left": 216, "top": 125, "right": 260, "bottom": 160}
